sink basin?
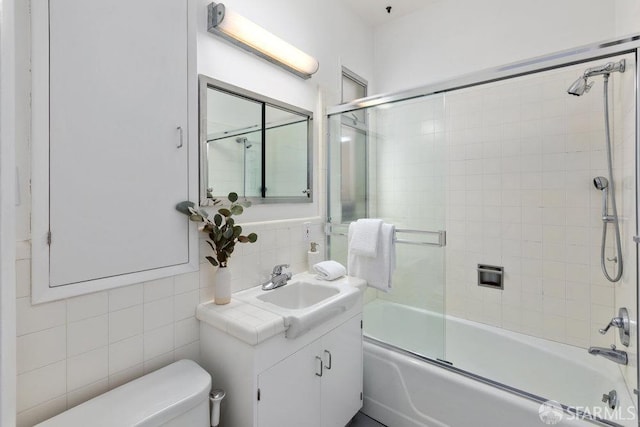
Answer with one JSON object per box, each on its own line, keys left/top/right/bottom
{"left": 235, "top": 274, "right": 365, "bottom": 339}
{"left": 257, "top": 282, "right": 339, "bottom": 309}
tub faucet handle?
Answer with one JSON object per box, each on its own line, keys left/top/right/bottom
{"left": 597, "top": 308, "right": 630, "bottom": 347}
{"left": 599, "top": 318, "right": 623, "bottom": 335}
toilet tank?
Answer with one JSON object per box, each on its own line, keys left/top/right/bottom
{"left": 36, "top": 359, "right": 211, "bottom": 427}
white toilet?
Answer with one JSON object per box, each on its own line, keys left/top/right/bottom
{"left": 35, "top": 359, "right": 211, "bottom": 427}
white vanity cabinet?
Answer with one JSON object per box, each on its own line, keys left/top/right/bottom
{"left": 198, "top": 294, "right": 364, "bottom": 427}
{"left": 257, "top": 315, "right": 363, "bottom": 427}
{"left": 31, "top": 0, "right": 198, "bottom": 302}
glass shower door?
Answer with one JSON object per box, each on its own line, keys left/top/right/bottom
{"left": 327, "top": 94, "right": 447, "bottom": 361}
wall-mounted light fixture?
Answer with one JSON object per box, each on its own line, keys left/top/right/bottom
{"left": 207, "top": 2, "right": 320, "bottom": 79}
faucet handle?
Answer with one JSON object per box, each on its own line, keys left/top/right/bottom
{"left": 598, "top": 308, "right": 630, "bottom": 346}
{"left": 272, "top": 264, "right": 290, "bottom": 275}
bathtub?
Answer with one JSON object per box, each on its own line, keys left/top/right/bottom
{"left": 362, "top": 300, "right": 637, "bottom": 427}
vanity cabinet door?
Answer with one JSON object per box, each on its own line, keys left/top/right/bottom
{"left": 257, "top": 341, "right": 322, "bottom": 427}
{"left": 320, "top": 314, "right": 363, "bottom": 427}
{"left": 32, "top": 0, "right": 197, "bottom": 301}
{"left": 256, "top": 315, "right": 363, "bottom": 427}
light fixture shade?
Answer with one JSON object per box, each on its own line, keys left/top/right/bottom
{"left": 207, "top": 2, "right": 319, "bottom": 79}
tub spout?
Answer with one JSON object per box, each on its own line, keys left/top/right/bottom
{"left": 588, "top": 345, "right": 628, "bottom": 365}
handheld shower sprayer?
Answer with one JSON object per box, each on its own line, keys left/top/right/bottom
{"left": 572, "top": 59, "right": 625, "bottom": 282}
{"left": 593, "top": 176, "right": 610, "bottom": 221}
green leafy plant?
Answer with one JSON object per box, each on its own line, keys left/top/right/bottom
{"left": 176, "top": 192, "right": 257, "bottom": 268}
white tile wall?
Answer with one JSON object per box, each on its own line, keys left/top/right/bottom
{"left": 442, "top": 54, "right": 634, "bottom": 349}
{"left": 14, "top": 217, "right": 323, "bottom": 426}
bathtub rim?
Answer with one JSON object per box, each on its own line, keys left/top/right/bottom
{"left": 363, "top": 335, "right": 625, "bottom": 427}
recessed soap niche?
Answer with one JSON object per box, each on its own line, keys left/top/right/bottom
{"left": 477, "top": 264, "right": 504, "bottom": 290}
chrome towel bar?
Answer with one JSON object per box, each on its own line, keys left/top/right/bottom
{"left": 325, "top": 223, "right": 446, "bottom": 247}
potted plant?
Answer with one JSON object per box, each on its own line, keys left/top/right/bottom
{"left": 176, "top": 192, "right": 257, "bottom": 304}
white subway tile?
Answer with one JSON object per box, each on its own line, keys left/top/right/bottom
{"left": 109, "top": 305, "right": 143, "bottom": 343}
{"left": 109, "top": 363, "right": 144, "bottom": 389}
{"left": 144, "top": 277, "right": 174, "bottom": 302}
{"left": 144, "top": 297, "right": 174, "bottom": 331}
{"left": 175, "top": 317, "right": 199, "bottom": 348}
{"left": 17, "top": 326, "right": 66, "bottom": 374}
{"left": 17, "top": 360, "right": 66, "bottom": 412}
{"left": 174, "top": 290, "right": 198, "bottom": 322}
{"left": 67, "top": 347, "right": 108, "bottom": 392}
{"left": 591, "top": 285, "right": 614, "bottom": 307}
{"left": 143, "top": 351, "right": 175, "bottom": 374}
{"left": 199, "top": 262, "right": 215, "bottom": 289}
{"left": 542, "top": 261, "right": 566, "bottom": 281}
{"left": 67, "top": 378, "right": 109, "bottom": 409}
{"left": 173, "top": 271, "right": 199, "bottom": 295}
{"left": 67, "top": 315, "right": 108, "bottom": 357}
{"left": 16, "top": 297, "right": 66, "bottom": 337}
{"left": 109, "top": 335, "right": 143, "bottom": 375}
{"left": 174, "top": 341, "right": 200, "bottom": 364}
{"left": 16, "top": 395, "right": 67, "bottom": 427}
{"left": 108, "top": 284, "right": 143, "bottom": 312}
{"left": 67, "top": 292, "right": 108, "bottom": 323}
{"left": 143, "top": 324, "right": 174, "bottom": 360}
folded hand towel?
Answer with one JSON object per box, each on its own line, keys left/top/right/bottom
{"left": 348, "top": 222, "right": 396, "bottom": 292}
{"left": 313, "top": 260, "right": 347, "bottom": 281}
{"left": 349, "top": 218, "right": 383, "bottom": 258}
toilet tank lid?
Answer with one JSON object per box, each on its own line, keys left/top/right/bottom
{"left": 36, "top": 359, "right": 211, "bottom": 427}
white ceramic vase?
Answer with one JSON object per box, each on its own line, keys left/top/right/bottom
{"left": 214, "top": 266, "right": 231, "bottom": 305}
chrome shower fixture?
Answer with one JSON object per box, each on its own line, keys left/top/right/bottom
{"left": 567, "top": 77, "right": 593, "bottom": 96}
{"left": 593, "top": 176, "right": 611, "bottom": 222}
{"left": 236, "top": 136, "right": 252, "bottom": 149}
{"left": 567, "top": 59, "right": 625, "bottom": 96}
{"left": 573, "top": 59, "right": 625, "bottom": 282}
{"left": 593, "top": 176, "right": 608, "bottom": 191}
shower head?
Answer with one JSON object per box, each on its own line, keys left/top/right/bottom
{"left": 593, "top": 176, "right": 609, "bottom": 190}
{"left": 236, "top": 137, "right": 252, "bottom": 149}
{"left": 567, "top": 77, "right": 594, "bottom": 96}
{"left": 567, "top": 59, "right": 626, "bottom": 96}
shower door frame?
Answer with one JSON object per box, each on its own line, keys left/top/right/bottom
{"left": 327, "top": 34, "right": 640, "bottom": 425}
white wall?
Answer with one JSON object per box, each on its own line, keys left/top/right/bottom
{"left": 13, "top": 1, "right": 374, "bottom": 425}
{"left": 615, "top": 0, "right": 640, "bottom": 37}
{"left": 372, "top": 0, "right": 618, "bottom": 94}
{"left": 1, "top": 0, "right": 17, "bottom": 424}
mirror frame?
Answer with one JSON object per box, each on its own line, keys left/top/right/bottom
{"left": 198, "top": 74, "right": 313, "bottom": 205}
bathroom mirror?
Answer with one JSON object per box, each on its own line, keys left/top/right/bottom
{"left": 199, "top": 75, "right": 313, "bottom": 204}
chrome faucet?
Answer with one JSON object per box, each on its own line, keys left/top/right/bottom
{"left": 261, "top": 264, "right": 292, "bottom": 291}
{"left": 598, "top": 307, "right": 630, "bottom": 346}
{"left": 588, "top": 345, "right": 628, "bottom": 365}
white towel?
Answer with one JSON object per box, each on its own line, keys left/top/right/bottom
{"left": 348, "top": 222, "right": 396, "bottom": 292}
{"left": 349, "top": 218, "right": 383, "bottom": 257}
{"left": 313, "top": 260, "right": 347, "bottom": 281}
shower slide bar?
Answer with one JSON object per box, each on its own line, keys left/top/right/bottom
{"left": 325, "top": 223, "right": 447, "bottom": 247}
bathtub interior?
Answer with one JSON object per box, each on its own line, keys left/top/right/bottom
{"left": 364, "top": 299, "right": 635, "bottom": 418}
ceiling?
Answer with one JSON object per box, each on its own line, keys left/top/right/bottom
{"left": 343, "top": 0, "right": 435, "bottom": 27}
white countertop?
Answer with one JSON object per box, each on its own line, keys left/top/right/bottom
{"left": 196, "top": 273, "right": 365, "bottom": 345}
